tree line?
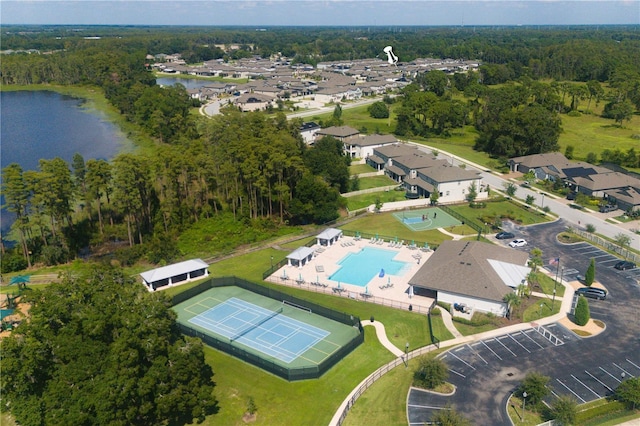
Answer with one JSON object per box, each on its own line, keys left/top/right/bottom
{"left": 2, "top": 112, "right": 349, "bottom": 272}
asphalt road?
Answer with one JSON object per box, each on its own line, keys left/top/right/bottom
{"left": 407, "top": 220, "right": 640, "bottom": 425}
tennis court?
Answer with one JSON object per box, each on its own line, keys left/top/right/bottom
{"left": 392, "top": 207, "right": 461, "bottom": 231}
{"left": 173, "top": 285, "right": 359, "bottom": 371}
{"left": 188, "top": 297, "right": 330, "bottom": 363}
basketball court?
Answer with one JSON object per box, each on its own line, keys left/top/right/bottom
{"left": 392, "top": 207, "right": 461, "bottom": 231}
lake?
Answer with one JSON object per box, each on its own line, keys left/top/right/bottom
{"left": 1, "top": 90, "right": 128, "bottom": 234}
{"left": 156, "top": 77, "right": 215, "bottom": 90}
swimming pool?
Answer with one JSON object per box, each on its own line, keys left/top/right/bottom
{"left": 329, "top": 247, "right": 411, "bottom": 287}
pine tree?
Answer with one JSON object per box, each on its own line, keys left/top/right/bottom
{"left": 574, "top": 295, "right": 590, "bottom": 326}
{"left": 585, "top": 258, "right": 596, "bottom": 286}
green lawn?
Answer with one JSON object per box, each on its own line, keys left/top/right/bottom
{"left": 453, "top": 320, "right": 500, "bottom": 336}
{"left": 312, "top": 103, "right": 398, "bottom": 135}
{"left": 522, "top": 296, "right": 562, "bottom": 322}
{"left": 529, "top": 271, "right": 566, "bottom": 297}
{"left": 345, "top": 190, "right": 406, "bottom": 211}
{"left": 448, "top": 199, "right": 551, "bottom": 229}
{"left": 339, "top": 211, "right": 455, "bottom": 247}
{"left": 350, "top": 163, "right": 376, "bottom": 175}
{"left": 195, "top": 326, "right": 395, "bottom": 426}
{"left": 356, "top": 175, "right": 398, "bottom": 190}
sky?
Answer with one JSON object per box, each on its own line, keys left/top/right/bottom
{"left": 1, "top": 1, "right": 639, "bottom": 26}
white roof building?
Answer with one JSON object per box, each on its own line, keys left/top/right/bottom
{"left": 140, "top": 259, "right": 209, "bottom": 291}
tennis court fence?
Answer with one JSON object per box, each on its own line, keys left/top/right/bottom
{"left": 172, "top": 276, "right": 364, "bottom": 381}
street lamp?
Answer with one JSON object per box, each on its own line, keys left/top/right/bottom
{"left": 539, "top": 303, "right": 544, "bottom": 318}
{"left": 522, "top": 391, "right": 528, "bottom": 422}
{"left": 552, "top": 288, "right": 556, "bottom": 310}
{"left": 405, "top": 342, "right": 409, "bottom": 368}
{"left": 271, "top": 255, "right": 274, "bottom": 270}
{"left": 541, "top": 193, "right": 545, "bottom": 210}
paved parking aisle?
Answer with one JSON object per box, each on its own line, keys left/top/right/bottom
{"left": 569, "top": 242, "right": 640, "bottom": 280}
{"left": 408, "top": 324, "right": 568, "bottom": 424}
{"left": 546, "top": 357, "right": 640, "bottom": 405}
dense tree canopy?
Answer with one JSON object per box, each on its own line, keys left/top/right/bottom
{"left": 0, "top": 268, "right": 218, "bottom": 425}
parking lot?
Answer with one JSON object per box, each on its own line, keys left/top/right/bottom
{"left": 565, "top": 242, "right": 640, "bottom": 281}
{"left": 441, "top": 324, "right": 569, "bottom": 380}
{"left": 547, "top": 357, "right": 640, "bottom": 404}
{"left": 407, "top": 220, "right": 640, "bottom": 425}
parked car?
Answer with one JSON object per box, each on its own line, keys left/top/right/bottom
{"left": 614, "top": 261, "right": 636, "bottom": 270}
{"left": 496, "top": 232, "right": 515, "bottom": 240}
{"left": 599, "top": 204, "right": 617, "bottom": 213}
{"left": 520, "top": 181, "right": 531, "bottom": 188}
{"left": 509, "top": 239, "right": 528, "bottom": 248}
{"left": 566, "top": 192, "right": 577, "bottom": 201}
{"left": 576, "top": 287, "right": 607, "bottom": 300}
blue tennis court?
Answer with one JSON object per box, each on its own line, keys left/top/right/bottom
{"left": 189, "top": 297, "right": 330, "bottom": 363}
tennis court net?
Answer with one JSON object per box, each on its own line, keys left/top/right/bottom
{"left": 230, "top": 307, "right": 283, "bottom": 342}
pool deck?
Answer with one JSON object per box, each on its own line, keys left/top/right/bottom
{"left": 267, "top": 236, "right": 436, "bottom": 313}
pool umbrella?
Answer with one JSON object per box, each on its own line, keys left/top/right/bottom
{"left": 395, "top": 236, "right": 398, "bottom": 242}
{"left": 365, "top": 286, "right": 369, "bottom": 294}
{"left": 412, "top": 239, "right": 415, "bottom": 246}
{"left": 376, "top": 233, "right": 379, "bottom": 240}
{"left": 409, "top": 285, "right": 414, "bottom": 298}
{"left": 316, "top": 275, "right": 319, "bottom": 284}
{"left": 10, "top": 275, "right": 30, "bottom": 291}
{"left": 388, "top": 276, "right": 391, "bottom": 285}
{"left": 282, "top": 269, "right": 287, "bottom": 279}
{"left": 337, "top": 282, "right": 341, "bottom": 289}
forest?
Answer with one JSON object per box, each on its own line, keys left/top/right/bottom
{"left": 2, "top": 25, "right": 640, "bottom": 273}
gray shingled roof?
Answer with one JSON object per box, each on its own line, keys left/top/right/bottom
{"left": 421, "top": 165, "right": 481, "bottom": 183}
{"left": 345, "top": 134, "right": 397, "bottom": 147}
{"left": 317, "top": 126, "right": 360, "bottom": 138}
{"left": 408, "top": 241, "right": 530, "bottom": 302}
{"left": 373, "top": 143, "right": 419, "bottom": 158}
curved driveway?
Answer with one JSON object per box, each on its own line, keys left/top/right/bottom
{"left": 408, "top": 220, "right": 640, "bottom": 425}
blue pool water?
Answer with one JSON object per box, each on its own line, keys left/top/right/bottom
{"left": 0, "top": 309, "right": 15, "bottom": 320}
{"left": 329, "top": 247, "right": 411, "bottom": 287}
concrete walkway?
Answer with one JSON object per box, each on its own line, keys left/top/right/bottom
{"left": 436, "top": 227, "right": 466, "bottom": 240}
{"left": 439, "top": 308, "right": 463, "bottom": 338}
{"left": 363, "top": 320, "right": 404, "bottom": 357}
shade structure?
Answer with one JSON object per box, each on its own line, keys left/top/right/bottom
{"left": 409, "top": 285, "right": 414, "bottom": 298}
{"left": 9, "top": 275, "right": 30, "bottom": 285}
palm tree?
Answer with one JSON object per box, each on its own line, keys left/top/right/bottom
{"left": 504, "top": 292, "right": 522, "bottom": 318}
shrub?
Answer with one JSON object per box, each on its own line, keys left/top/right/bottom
{"left": 585, "top": 258, "right": 595, "bottom": 286}
{"left": 550, "top": 395, "right": 578, "bottom": 425}
{"left": 0, "top": 251, "right": 28, "bottom": 273}
{"left": 574, "top": 296, "right": 590, "bottom": 326}
{"left": 585, "top": 223, "right": 596, "bottom": 233}
{"left": 437, "top": 301, "right": 451, "bottom": 312}
{"left": 519, "top": 372, "right": 550, "bottom": 405}
{"left": 413, "top": 357, "right": 449, "bottom": 389}
{"left": 614, "top": 377, "right": 640, "bottom": 410}
{"left": 431, "top": 307, "right": 441, "bottom": 316}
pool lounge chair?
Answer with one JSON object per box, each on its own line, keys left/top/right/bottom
{"left": 315, "top": 265, "right": 324, "bottom": 273}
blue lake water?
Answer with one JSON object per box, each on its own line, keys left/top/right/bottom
{"left": 156, "top": 77, "right": 214, "bottom": 90}
{"left": 1, "top": 90, "right": 128, "bottom": 234}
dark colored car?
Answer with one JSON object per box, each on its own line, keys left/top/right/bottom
{"left": 614, "top": 261, "right": 636, "bottom": 270}
{"left": 576, "top": 287, "right": 607, "bottom": 300}
{"left": 599, "top": 204, "right": 617, "bottom": 213}
{"left": 496, "top": 232, "right": 515, "bottom": 240}
{"left": 566, "top": 192, "right": 577, "bottom": 200}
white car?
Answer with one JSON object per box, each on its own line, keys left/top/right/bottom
{"left": 509, "top": 239, "right": 528, "bottom": 248}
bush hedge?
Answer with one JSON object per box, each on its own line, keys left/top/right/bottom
{"left": 574, "top": 296, "right": 590, "bottom": 326}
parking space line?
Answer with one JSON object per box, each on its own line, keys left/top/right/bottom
{"left": 574, "top": 248, "right": 601, "bottom": 254}
{"left": 449, "top": 369, "right": 466, "bottom": 378}
{"left": 507, "top": 334, "right": 531, "bottom": 353}
{"left": 627, "top": 359, "right": 640, "bottom": 371}
{"left": 549, "top": 387, "right": 560, "bottom": 399}
{"left": 407, "top": 404, "right": 448, "bottom": 410}
{"left": 448, "top": 351, "right": 476, "bottom": 370}
{"left": 481, "top": 340, "right": 502, "bottom": 360}
{"left": 613, "top": 363, "right": 635, "bottom": 378}
{"left": 571, "top": 374, "right": 601, "bottom": 398}
{"left": 591, "top": 254, "right": 612, "bottom": 259}
{"left": 466, "top": 344, "right": 488, "bottom": 365}
{"left": 585, "top": 371, "right": 614, "bottom": 393}
{"left": 496, "top": 336, "right": 518, "bottom": 357}
{"left": 600, "top": 367, "right": 622, "bottom": 383}
{"left": 521, "top": 330, "right": 544, "bottom": 349}
{"left": 598, "top": 259, "right": 619, "bottom": 264}
{"left": 556, "top": 379, "right": 586, "bottom": 403}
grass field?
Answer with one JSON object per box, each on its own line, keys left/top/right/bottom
{"left": 448, "top": 199, "right": 550, "bottom": 229}
{"left": 345, "top": 190, "right": 406, "bottom": 211}
{"left": 349, "top": 163, "right": 376, "bottom": 174}
{"left": 356, "top": 175, "right": 397, "bottom": 190}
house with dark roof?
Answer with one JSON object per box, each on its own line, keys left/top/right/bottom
{"left": 408, "top": 241, "right": 531, "bottom": 317}
{"left": 342, "top": 133, "right": 398, "bottom": 158}
{"left": 300, "top": 122, "right": 321, "bottom": 145}
{"left": 233, "top": 93, "right": 275, "bottom": 112}
{"left": 604, "top": 186, "right": 640, "bottom": 213}
{"left": 369, "top": 144, "right": 488, "bottom": 203}
{"left": 315, "top": 126, "right": 360, "bottom": 142}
